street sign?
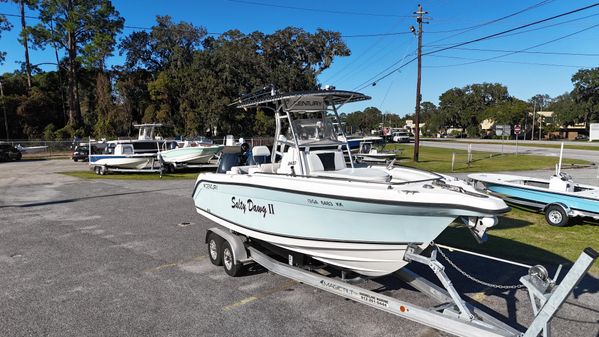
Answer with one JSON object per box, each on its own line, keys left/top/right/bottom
{"left": 514, "top": 124, "right": 521, "bottom": 135}
{"left": 495, "top": 124, "right": 511, "bottom": 136}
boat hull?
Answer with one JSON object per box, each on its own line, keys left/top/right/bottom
{"left": 470, "top": 173, "right": 599, "bottom": 218}
{"left": 193, "top": 173, "right": 505, "bottom": 276}
{"left": 89, "top": 155, "right": 151, "bottom": 169}
{"left": 161, "top": 145, "right": 223, "bottom": 164}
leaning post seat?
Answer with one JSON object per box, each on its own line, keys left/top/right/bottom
{"left": 306, "top": 149, "right": 390, "bottom": 183}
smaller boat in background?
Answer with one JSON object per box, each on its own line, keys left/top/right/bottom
{"left": 15, "top": 144, "right": 48, "bottom": 154}
{"left": 469, "top": 172, "right": 599, "bottom": 226}
{"left": 89, "top": 143, "right": 155, "bottom": 169}
{"left": 354, "top": 141, "right": 398, "bottom": 163}
{"left": 160, "top": 141, "right": 224, "bottom": 165}
{"left": 469, "top": 143, "right": 599, "bottom": 226}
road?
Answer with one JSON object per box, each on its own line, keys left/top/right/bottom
{"left": 420, "top": 140, "right": 599, "bottom": 163}
{"left": 0, "top": 160, "right": 597, "bottom": 337}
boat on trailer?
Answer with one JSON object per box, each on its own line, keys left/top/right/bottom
{"left": 195, "top": 89, "right": 598, "bottom": 337}
{"left": 469, "top": 145, "right": 599, "bottom": 226}
{"left": 469, "top": 172, "right": 599, "bottom": 226}
{"left": 159, "top": 140, "right": 224, "bottom": 166}
{"left": 192, "top": 88, "right": 509, "bottom": 277}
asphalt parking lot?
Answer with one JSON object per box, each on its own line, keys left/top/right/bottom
{"left": 0, "top": 160, "right": 598, "bottom": 337}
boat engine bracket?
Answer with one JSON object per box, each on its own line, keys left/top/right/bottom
{"left": 462, "top": 216, "right": 497, "bottom": 243}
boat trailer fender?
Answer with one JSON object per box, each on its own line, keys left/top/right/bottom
{"left": 205, "top": 227, "right": 248, "bottom": 262}
{"left": 543, "top": 202, "right": 571, "bottom": 215}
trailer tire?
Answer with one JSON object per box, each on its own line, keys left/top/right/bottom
{"left": 222, "top": 241, "right": 243, "bottom": 277}
{"left": 94, "top": 166, "right": 101, "bottom": 175}
{"left": 207, "top": 233, "right": 224, "bottom": 266}
{"left": 545, "top": 204, "right": 569, "bottom": 227}
{"left": 100, "top": 166, "right": 107, "bottom": 175}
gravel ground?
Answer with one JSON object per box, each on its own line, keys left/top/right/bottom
{"left": 0, "top": 159, "right": 597, "bottom": 337}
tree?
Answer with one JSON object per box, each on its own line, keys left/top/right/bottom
{"left": 483, "top": 98, "right": 528, "bottom": 125}
{"left": 12, "top": 0, "right": 39, "bottom": 89}
{"left": 0, "top": 2, "right": 13, "bottom": 65}
{"left": 549, "top": 93, "right": 585, "bottom": 127}
{"left": 420, "top": 101, "right": 437, "bottom": 121}
{"left": 529, "top": 93, "right": 551, "bottom": 111}
{"left": 32, "top": 0, "right": 124, "bottom": 130}
{"left": 345, "top": 107, "right": 382, "bottom": 134}
{"left": 438, "top": 83, "right": 510, "bottom": 137}
{"left": 571, "top": 67, "right": 599, "bottom": 126}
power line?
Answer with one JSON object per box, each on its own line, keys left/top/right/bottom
{"left": 358, "top": 2, "right": 599, "bottom": 90}
{"left": 427, "top": 22, "right": 599, "bottom": 68}
{"left": 322, "top": 19, "right": 409, "bottom": 84}
{"left": 425, "top": 54, "right": 591, "bottom": 68}
{"left": 224, "top": 0, "right": 412, "bottom": 18}
{"left": 421, "top": 3, "right": 599, "bottom": 57}
{"left": 423, "top": 11, "right": 599, "bottom": 48}
{"left": 354, "top": 56, "right": 417, "bottom": 91}
{"left": 431, "top": 47, "right": 599, "bottom": 57}
{"left": 341, "top": 0, "right": 555, "bottom": 38}
{"left": 0, "top": 12, "right": 223, "bottom": 35}
{"left": 426, "top": 0, "right": 555, "bottom": 46}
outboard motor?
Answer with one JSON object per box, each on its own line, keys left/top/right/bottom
{"left": 216, "top": 143, "right": 252, "bottom": 173}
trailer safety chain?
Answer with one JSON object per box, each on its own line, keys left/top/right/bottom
{"left": 432, "top": 243, "right": 525, "bottom": 290}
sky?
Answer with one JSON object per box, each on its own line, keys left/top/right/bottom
{"left": 0, "top": 0, "right": 598, "bottom": 116}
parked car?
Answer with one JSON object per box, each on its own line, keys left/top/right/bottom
{"left": 72, "top": 145, "right": 99, "bottom": 161}
{"left": 0, "top": 143, "right": 22, "bottom": 161}
{"left": 392, "top": 130, "right": 411, "bottom": 143}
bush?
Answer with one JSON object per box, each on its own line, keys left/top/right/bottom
{"left": 43, "top": 124, "right": 56, "bottom": 140}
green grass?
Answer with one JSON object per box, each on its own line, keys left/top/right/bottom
{"left": 384, "top": 144, "right": 590, "bottom": 173}
{"left": 436, "top": 208, "right": 599, "bottom": 276}
{"left": 435, "top": 139, "right": 599, "bottom": 151}
{"left": 60, "top": 170, "right": 200, "bottom": 180}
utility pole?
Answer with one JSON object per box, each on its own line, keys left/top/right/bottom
{"left": 412, "top": 4, "right": 428, "bottom": 162}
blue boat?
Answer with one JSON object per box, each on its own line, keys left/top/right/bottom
{"left": 469, "top": 172, "right": 599, "bottom": 226}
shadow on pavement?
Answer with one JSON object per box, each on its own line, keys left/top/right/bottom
{"left": 0, "top": 188, "right": 185, "bottom": 208}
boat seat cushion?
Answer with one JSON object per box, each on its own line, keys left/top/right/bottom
{"left": 307, "top": 150, "right": 346, "bottom": 172}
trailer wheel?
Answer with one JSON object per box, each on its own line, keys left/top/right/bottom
{"left": 222, "top": 241, "right": 243, "bottom": 277}
{"left": 545, "top": 204, "right": 569, "bottom": 227}
{"left": 100, "top": 166, "right": 107, "bottom": 175}
{"left": 207, "top": 233, "right": 223, "bottom": 266}
{"left": 94, "top": 166, "right": 101, "bottom": 175}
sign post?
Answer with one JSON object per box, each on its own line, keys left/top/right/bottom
{"left": 514, "top": 124, "right": 521, "bottom": 156}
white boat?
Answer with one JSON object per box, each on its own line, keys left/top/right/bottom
{"left": 106, "top": 123, "right": 166, "bottom": 154}
{"left": 160, "top": 141, "right": 224, "bottom": 165}
{"left": 354, "top": 141, "right": 398, "bottom": 163}
{"left": 89, "top": 143, "right": 154, "bottom": 169}
{"left": 469, "top": 172, "right": 599, "bottom": 226}
{"left": 192, "top": 89, "right": 509, "bottom": 277}
{"left": 15, "top": 144, "right": 48, "bottom": 154}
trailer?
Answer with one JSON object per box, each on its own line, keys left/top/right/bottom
{"left": 205, "top": 227, "right": 597, "bottom": 337}
{"left": 90, "top": 155, "right": 164, "bottom": 176}
{"left": 161, "top": 161, "right": 218, "bottom": 173}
